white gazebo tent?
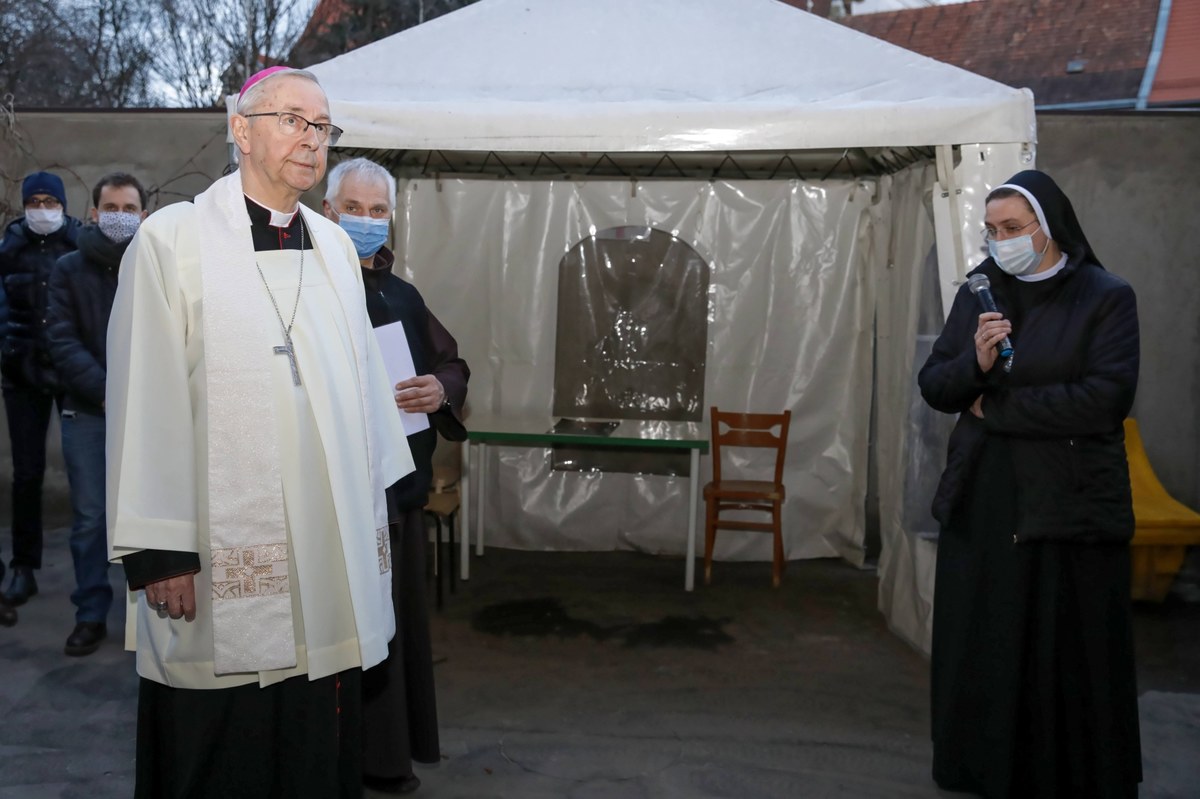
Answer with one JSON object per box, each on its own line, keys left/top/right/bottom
{"left": 297, "top": 0, "right": 1036, "bottom": 653}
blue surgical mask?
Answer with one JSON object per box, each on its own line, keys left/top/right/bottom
{"left": 338, "top": 213, "right": 390, "bottom": 259}
{"left": 988, "top": 230, "right": 1049, "bottom": 276}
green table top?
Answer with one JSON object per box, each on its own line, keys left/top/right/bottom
{"left": 464, "top": 414, "right": 709, "bottom": 452}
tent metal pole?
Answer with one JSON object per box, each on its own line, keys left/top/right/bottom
{"left": 933, "top": 145, "right": 967, "bottom": 320}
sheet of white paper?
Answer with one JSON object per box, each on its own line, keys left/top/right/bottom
{"left": 374, "top": 320, "right": 431, "bottom": 436}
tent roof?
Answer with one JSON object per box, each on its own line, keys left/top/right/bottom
{"left": 304, "top": 0, "right": 1035, "bottom": 153}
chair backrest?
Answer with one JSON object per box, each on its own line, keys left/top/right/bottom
{"left": 709, "top": 407, "right": 791, "bottom": 485}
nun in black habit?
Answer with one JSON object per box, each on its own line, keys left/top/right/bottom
{"left": 918, "top": 170, "right": 1142, "bottom": 799}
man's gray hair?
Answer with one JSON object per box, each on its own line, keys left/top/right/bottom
{"left": 236, "top": 68, "right": 323, "bottom": 116}
{"left": 325, "top": 158, "right": 397, "bottom": 212}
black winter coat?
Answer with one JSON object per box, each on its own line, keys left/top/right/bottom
{"left": 47, "top": 225, "right": 128, "bottom": 416}
{"left": 918, "top": 252, "right": 1139, "bottom": 544}
{"left": 363, "top": 248, "right": 469, "bottom": 511}
{"left": 0, "top": 214, "right": 81, "bottom": 391}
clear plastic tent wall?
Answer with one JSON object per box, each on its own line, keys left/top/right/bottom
{"left": 397, "top": 170, "right": 934, "bottom": 572}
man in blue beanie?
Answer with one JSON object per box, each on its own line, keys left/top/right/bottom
{"left": 0, "top": 170, "right": 82, "bottom": 610}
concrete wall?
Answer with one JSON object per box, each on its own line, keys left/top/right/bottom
{"left": 1037, "top": 113, "right": 1200, "bottom": 508}
{"left": 0, "top": 109, "right": 1197, "bottom": 532}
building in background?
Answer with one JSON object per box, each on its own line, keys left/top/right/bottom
{"left": 846, "top": 0, "right": 1200, "bottom": 109}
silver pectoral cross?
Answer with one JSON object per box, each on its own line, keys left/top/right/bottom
{"left": 274, "top": 336, "right": 302, "bottom": 386}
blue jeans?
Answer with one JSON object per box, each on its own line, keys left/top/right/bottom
{"left": 61, "top": 411, "right": 112, "bottom": 623}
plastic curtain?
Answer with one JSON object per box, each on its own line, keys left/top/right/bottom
{"left": 397, "top": 176, "right": 883, "bottom": 563}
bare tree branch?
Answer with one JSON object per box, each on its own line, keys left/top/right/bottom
{"left": 67, "top": 0, "right": 157, "bottom": 105}
{"left": 151, "top": 0, "right": 315, "bottom": 108}
{"left": 0, "top": 0, "right": 86, "bottom": 106}
{"left": 154, "top": 0, "right": 229, "bottom": 107}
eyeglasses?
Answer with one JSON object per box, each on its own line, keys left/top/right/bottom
{"left": 243, "top": 111, "right": 344, "bottom": 146}
{"left": 983, "top": 218, "right": 1038, "bottom": 242}
{"left": 24, "top": 197, "right": 63, "bottom": 209}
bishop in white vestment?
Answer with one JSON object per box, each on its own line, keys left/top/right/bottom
{"left": 105, "top": 67, "right": 413, "bottom": 799}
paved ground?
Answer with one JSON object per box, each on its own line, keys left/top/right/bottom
{"left": 1, "top": 528, "right": 1197, "bottom": 798}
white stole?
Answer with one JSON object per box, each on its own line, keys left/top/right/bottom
{"left": 195, "top": 171, "right": 391, "bottom": 674}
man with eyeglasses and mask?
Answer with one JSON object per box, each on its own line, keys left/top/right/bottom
{"left": 106, "top": 67, "right": 413, "bottom": 798}
{"left": 46, "top": 172, "right": 149, "bottom": 656}
{"left": 0, "top": 171, "right": 81, "bottom": 614}
{"left": 323, "top": 157, "right": 469, "bottom": 795}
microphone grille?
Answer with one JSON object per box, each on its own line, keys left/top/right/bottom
{"left": 967, "top": 273, "right": 990, "bottom": 294}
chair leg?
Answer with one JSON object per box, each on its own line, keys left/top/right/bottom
{"left": 427, "top": 511, "right": 436, "bottom": 573}
{"left": 704, "top": 498, "right": 717, "bottom": 586}
{"left": 448, "top": 510, "right": 457, "bottom": 596}
{"left": 771, "top": 501, "right": 784, "bottom": 588}
{"left": 433, "top": 515, "right": 444, "bottom": 611}
{"left": 423, "top": 512, "right": 437, "bottom": 581}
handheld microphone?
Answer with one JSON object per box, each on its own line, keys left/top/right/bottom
{"left": 966, "top": 274, "right": 1014, "bottom": 359}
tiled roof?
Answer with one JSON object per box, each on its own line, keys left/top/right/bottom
{"left": 777, "top": 0, "right": 836, "bottom": 18}
{"left": 1150, "top": 0, "right": 1200, "bottom": 105}
{"left": 845, "top": 0, "right": 1161, "bottom": 107}
{"left": 292, "top": 0, "right": 352, "bottom": 64}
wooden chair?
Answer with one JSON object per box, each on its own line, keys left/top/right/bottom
{"left": 703, "top": 407, "right": 791, "bottom": 587}
{"left": 1124, "top": 418, "right": 1200, "bottom": 601}
{"left": 423, "top": 465, "right": 460, "bottom": 610}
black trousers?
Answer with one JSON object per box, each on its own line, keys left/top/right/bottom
{"left": 135, "top": 670, "right": 363, "bottom": 799}
{"left": 362, "top": 508, "right": 441, "bottom": 779}
{"left": 2, "top": 387, "right": 61, "bottom": 569}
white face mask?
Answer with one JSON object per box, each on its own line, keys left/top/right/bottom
{"left": 26, "top": 207, "right": 64, "bottom": 236}
{"left": 97, "top": 211, "right": 142, "bottom": 243}
{"left": 988, "top": 229, "right": 1049, "bottom": 276}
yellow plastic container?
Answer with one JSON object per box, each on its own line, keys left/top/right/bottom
{"left": 1124, "top": 418, "right": 1200, "bottom": 601}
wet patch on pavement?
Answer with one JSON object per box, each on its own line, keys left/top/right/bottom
{"left": 472, "top": 598, "right": 732, "bottom": 650}
{"left": 621, "top": 615, "right": 733, "bottom": 650}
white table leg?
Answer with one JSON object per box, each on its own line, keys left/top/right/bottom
{"left": 686, "top": 448, "right": 699, "bottom": 591}
{"left": 475, "top": 441, "right": 488, "bottom": 556}
{"left": 460, "top": 440, "right": 472, "bottom": 581}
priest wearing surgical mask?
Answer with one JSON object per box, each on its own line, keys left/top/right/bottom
{"left": 0, "top": 170, "right": 82, "bottom": 611}
{"left": 46, "top": 172, "right": 148, "bottom": 656}
{"left": 323, "top": 157, "right": 469, "bottom": 795}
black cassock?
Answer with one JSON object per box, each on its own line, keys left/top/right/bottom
{"left": 361, "top": 246, "right": 469, "bottom": 783}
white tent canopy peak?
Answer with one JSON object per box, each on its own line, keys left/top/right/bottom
{"left": 302, "top": 0, "right": 1035, "bottom": 152}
